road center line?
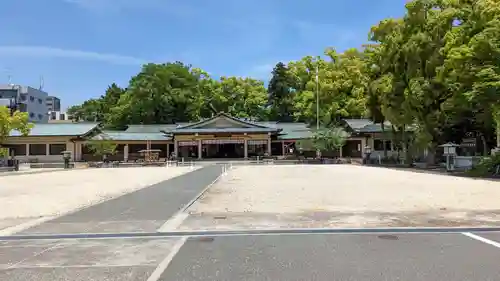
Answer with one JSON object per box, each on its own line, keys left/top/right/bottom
{"left": 147, "top": 236, "right": 187, "bottom": 281}
{"left": 462, "top": 232, "right": 500, "bottom": 249}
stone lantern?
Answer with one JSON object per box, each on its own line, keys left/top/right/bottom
{"left": 61, "top": 150, "right": 72, "bottom": 169}
{"left": 439, "top": 143, "right": 459, "bottom": 171}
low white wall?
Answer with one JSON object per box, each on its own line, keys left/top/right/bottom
{"left": 15, "top": 155, "right": 66, "bottom": 163}
{"left": 369, "top": 150, "right": 399, "bottom": 160}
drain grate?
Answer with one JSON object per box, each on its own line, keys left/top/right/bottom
{"left": 377, "top": 234, "right": 399, "bottom": 240}
{"left": 195, "top": 237, "right": 215, "bottom": 242}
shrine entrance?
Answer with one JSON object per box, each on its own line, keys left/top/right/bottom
{"left": 201, "top": 140, "right": 245, "bottom": 158}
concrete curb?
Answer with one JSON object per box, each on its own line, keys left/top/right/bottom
{"left": 3, "top": 226, "right": 500, "bottom": 241}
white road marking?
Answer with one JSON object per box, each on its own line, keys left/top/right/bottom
{"left": 7, "top": 243, "right": 62, "bottom": 269}
{"left": 0, "top": 216, "right": 56, "bottom": 236}
{"left": 158, "top": 213, "right": 189, "bottom": 232}
{"left": 147, "top": 237, "right": 187, "bottom": 281}
{"left": 462, "top": 232, "right": 500, "bottom": 248}
{"left": 158, "top": 165, "right": 226, "bottom": 232}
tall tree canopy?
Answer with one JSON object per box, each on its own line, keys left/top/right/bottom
{"left": 268, "top": 62, "right": 295, "bottom": 122}
{"left": 69, "top": 0, "right": 500, "bottom": 160}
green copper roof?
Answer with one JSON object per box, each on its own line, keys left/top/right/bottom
{"left": 10, "top": 123, "right": 99, "bottom": 137}
{"left": 172, "top": 127, "right": 279, "bottom": 134}
{"left": 278, "top": 130, "right": 313, "bottom": 140}
{"left": 93, "top": 131, "right": 171, "bottom": 141}
{"left": 178, "top": 112, "right": 269, "bottom": 129}
{"left": 125, "top": 124, "right": 178, "bottom": 133}
{"left": 342, "top": 119, "right": 393, "bottom": 133}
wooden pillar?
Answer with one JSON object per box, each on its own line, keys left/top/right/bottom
{"left": 244, "top": 140, "right": 248, "bottom": 159}
{"left": 124, "top": 144, "right": 129, "bottom": 162}
{"left": 174, "top": 140, "right": 178, "bottom": 157}
{"left": 198, "top": 140, "right": 202, "bottom": 159}
{"left": 267, "top": 137, "right": 272, "bottom": 155}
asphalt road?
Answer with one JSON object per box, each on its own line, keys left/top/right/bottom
{"left": 1, "top": 232, "right": 500, "bottom": 281}
{"left": 3, "top": 163, "right": 500, "bottom": 280}
{"left": 19, "top": 165, "right": 222, "bottom": 235}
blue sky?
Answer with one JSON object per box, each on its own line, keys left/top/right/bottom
{"left": 0, "top": 0, "right": 405, "bottom": 109}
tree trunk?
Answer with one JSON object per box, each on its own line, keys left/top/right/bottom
{"left": 402, "top": 126, "right": 411, "bottom": 166}
{"left": 382, "top": 123, "right": 388, "bottom": 158}
{"left": 481, "top": 134, "right": 488, "bottom": 156}
{"left": 426, "top": 144, "right": 436, "bottom": 165}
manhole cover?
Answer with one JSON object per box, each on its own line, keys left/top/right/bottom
{"left": 196, "top": 237, "right": 215, "bottom": 242}
{"left": 377, "top": 234, "right": 399, "bottom": 240}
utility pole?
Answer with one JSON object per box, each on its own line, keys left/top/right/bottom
{"left": 315, "top": 64, "right": 321, "bottom": 160}
{"left": 315, "top": 64, "right": 319, "bottom": 130}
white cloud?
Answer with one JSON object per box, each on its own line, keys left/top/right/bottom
{"left": 0, "top": 46, "right": 148, "bottom": 65}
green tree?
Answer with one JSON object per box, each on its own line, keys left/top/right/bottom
{"left": 311, "top": 127, "right": 351, "bottom": 157}
{"left": 86, "top": 138, "right": 117, "bottom": 161}
{"left": 443, "top": 0, "right": 500, "bottom": 152}
{"left": 67, "top": 99, "right": 103, "bottom": 122}
{"left": 0, "top": 106, "right": 33, "bottom": 153}
{"left": 268, "top": 62, "right": 295, "bottom": 122}
{"left": 106, "top": 62, "right": 205, "bottom": 128}
{"left": 289, "top": 49, "right": 368, "bottom": 126}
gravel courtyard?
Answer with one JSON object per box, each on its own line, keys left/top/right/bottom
{"left": 0, "top": 166, "right": 195, "bottom": 233}
{"left": 180, "top": 165, "right": 500, "bottom": 230}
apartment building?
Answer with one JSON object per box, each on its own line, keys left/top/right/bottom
{"left": 0, "top": 84, "right": 49, "bottom": 123}
{"left": 46, "top": 96, "right": 61, "bottom": 112}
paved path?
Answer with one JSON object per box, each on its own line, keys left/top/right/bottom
{"left": 2, "top": 164, "right": 500, "bottom": 280}
{"left": 19, "top": 165, "right": 222, "bottom": 235}
{"left": 1, "top": 231, "right": 500, "bottom": 280}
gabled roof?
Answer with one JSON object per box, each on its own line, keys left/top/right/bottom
{"left": 172, "top": 127, "right": 279, "bottom": 134}
{"left": 10, "top": 123, "right": 99, "bottom": 137}
{"left": 177, "top": 112, "right": 270, "bottom": 129}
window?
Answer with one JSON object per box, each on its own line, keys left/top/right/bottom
{"left": 374, "top": 140, "right": 384, "bottom": 151}
{"left": 29, "top": 96, "right": 35, "bottom": 102}
{"left": 38, "top": 98, "right": 43, "bottom": 104}
{"left": 49, "top": 144, "right": 66, "bottom": 155}
{"left": 60, "top": 113, "right": 65, "bottom": 120}
{"left": 20, "top": 94, "right": 27, "bottom": 101}
{"left": 51, "top": 112, "right": 56, "bottom": 120}
{"left": 10, "top": 144, "right": 27, "bottom": 156}
{"left": 29, "top": 112, "right": 35, "bottom": 118}
{"left": 385, "top": 140, "right": 392, "bottom": 151}
{"left": 38, "top": 113, "right": 43, "bottom": 120}
{"left": 29, "top": 144, "right": 46, "bottom": 156}
{"left": 18, "top": 103, "right": 27, "bottom": 112}
{"left": 374, "top": 140, "right": 392, "bottom": 151}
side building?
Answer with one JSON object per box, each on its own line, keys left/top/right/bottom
{"left": 0, "top": 84, "right": 49, "bottom": 123}
{"left": 3, "top": 112, "right": 400, "bottom": 163}
{"left": 48, "top": 111, "right": 71, "bottom": 122}
{"left": 46, "top": 96, "right": 61, "bottom": 112}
